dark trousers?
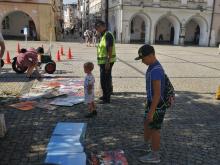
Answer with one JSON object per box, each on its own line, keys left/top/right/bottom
{"left": 99, "top": 63, "right": 114, "bottom": 101}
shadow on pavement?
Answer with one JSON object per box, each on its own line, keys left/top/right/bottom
{"left": 0, "top": 91, "right": 219, "bottom": 164}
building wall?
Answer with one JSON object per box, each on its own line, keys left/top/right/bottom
{"left": 2, "top": 12, "right": 32, "bottom": 36}
{"left": 0, "top": 1, "right": 60, "bottom": 41}
{"left": 211, "top": 0, "right": 220, "bottom": 46}
{"left": 119, "top": 6, "right": 211, "bottom": 46}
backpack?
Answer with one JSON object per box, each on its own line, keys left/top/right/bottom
{"left": 150, "top": 66, "right": 175, "bottom": 109}
{"left": 163, "top": 74, "right": 175, "bottom": 108}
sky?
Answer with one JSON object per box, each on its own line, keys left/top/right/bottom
{"left": 63, "top": 0, "right": 77, "bottom": 4}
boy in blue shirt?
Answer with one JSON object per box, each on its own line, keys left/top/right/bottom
{"left": 135, "top": 44, "right": 166, "bottom": 163}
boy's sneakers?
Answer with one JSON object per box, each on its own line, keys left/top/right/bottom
{"left": 85, "top": 110, "right": 97, "bottom": 118}
{"left": 132, "top": 143, "right": 151, "bottom": 152}
{"left": 139, "top": 152, "right": 160, "bottom": 163}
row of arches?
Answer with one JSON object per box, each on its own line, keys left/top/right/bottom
{"left": 109, "top": 13, "right": 209, "bottom": 46}
{"left": 128, "top": 13, "right": 208, "bottom": 45}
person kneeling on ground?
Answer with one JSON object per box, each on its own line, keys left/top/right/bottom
{"left": 16, "top": 48, "right": 41, "bottom": 79}
{"left": 135, "top": 44, "right": 167, "bottom": 164}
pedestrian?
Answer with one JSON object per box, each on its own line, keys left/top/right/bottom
{"left": 92, "top": 30, "right": 97, "bottom": 47}
{"left": 83, "top": 62, "right": 97, "bottom": 118}
{"left": 79, "top": 27, "right": 82, "bottom": 37}
{"left": 0, "top": 32, "right": 5, "bottom": 74}
{"left": 95, "top": 20, "right": 116, "bottom": 104}
{"left": 84, "top": 30, "right": 89, "bottom": 46}
{"left": 16, "top": 48, "right": 41, "bottom": 79}
{"left": 135, "top": 44, "right": 167, "bottom": 163}
{"left": 88, "top": 30, "right": 93, "bottom": 46}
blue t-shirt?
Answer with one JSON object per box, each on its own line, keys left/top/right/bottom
{"left": 146, "top": 60, "right": 165, "bottom": 102}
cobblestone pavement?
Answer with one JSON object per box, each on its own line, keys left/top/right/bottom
{"left": 0, "top": 41, "right": 220, "bottom": 165}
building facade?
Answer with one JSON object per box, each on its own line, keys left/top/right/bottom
{"left": 78, "top": 0, "right": 90, "bottom": 31}
{"left": 88, "top": 0, "right": 215, "bottom": 46}
{"left": 210, "top": 0, "right": 220, "bottom": 46}
{"left": 0, "top": 0, "right": 63, "bottom": 41}
{"left": 63, "top": 4, "right": 79, "bottom": 30}
{"left": 89, "top": 0, "right": 102, "bottom": 26}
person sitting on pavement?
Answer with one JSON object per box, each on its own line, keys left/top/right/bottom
{"left": 16, "top": 48, "right": 41, "bottom": 79}
{"left": 0, "top": 32, "right": 5, "bottom": 73}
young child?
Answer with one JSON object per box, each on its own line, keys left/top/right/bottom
{"left": 84, "top": 62, "right": 97, "bottom": 118}
{"left": 36, "top": 47, "right": 44, "bottom": 65}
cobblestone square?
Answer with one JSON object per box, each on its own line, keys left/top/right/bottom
{"left": 0, "top": 41, "right": 220, "bottom": 164}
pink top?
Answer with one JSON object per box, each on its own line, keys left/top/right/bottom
{"left": 17, "top": 48, "right": 38, "bottom": 67}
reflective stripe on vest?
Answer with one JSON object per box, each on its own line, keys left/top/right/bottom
{"left": 97, "top": 31, "right": 116, "bottom": 64}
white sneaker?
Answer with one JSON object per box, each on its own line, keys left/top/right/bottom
{"left": 132, "top": 143, "right": 151, "bottom": 152}
{"left": 139, "top": 152, "right": 160, "bottom": 163}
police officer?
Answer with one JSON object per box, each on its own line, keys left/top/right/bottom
{"left": 95, "top": 20, "right": 116, "bottom": 104}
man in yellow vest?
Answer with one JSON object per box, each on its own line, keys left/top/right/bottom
{"left": 95, "top": 20, "right": 116, "bottom": 104}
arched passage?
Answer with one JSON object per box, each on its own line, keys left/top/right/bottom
{"left": 154, "top": 15, "right": 180, "bottom": 45}
{"left": 129, "top": 13, "right": 151, "bottom": 44}
{"left": 110, "top": 15, "right": 117, "bottom": 40}
{"left": 185, "top": 16, "right": 208, "bottom": 46}
{"left": 1, "top": 11, "right": 37, "bottom": 40}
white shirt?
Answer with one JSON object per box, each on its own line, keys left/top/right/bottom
{"left": 84, "top": 73, "right": 95, "bottom": 103}
{"left": 0, "top": 33, "right": 4, "bottom": 42}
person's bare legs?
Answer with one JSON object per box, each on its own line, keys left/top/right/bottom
{"left": 88, "top": 103, "right": 93, "bottom": 112}
{"left": 139, "top": 122, "right": 161, "bottom": 163}
{"left": 26, "top": 64, "right": 41, "bottom": 78}
{"left": 91, "top": 102, "right": 95, "bottom": 112}
{"left": 34, "top": 65, "right": 41, "bottom": 79}
{"left": 151, "top": 130, "right": 160, "bottom": 152}
{"left": 0, "top": 59, "right": 2, "bottom": 74}
{"left": 144, "top": 120, "right": 152, "bottom": 143}
{"left": 26, "top": 65, "right": 35, "bottom": 77}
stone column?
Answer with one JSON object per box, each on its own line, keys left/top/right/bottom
{"left": 179, "top": 23, "right": 186, "bottom": 46}
{"left": 181, "top": 0, "right": 187, "bottom": 7}
{"left": 152, "top": 0, "right": 160, "bottom": 7}
{"left": 210, "top": 29, "right": 216, "bottom": 47}
{"left": 207, "top": 0, "right": 214, "bottom": 9}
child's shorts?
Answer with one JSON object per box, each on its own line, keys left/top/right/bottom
{"left": 144, "top": 104, "right": 166, "bottom": 130}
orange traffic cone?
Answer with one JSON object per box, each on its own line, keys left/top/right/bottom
{"left": 67, "top": 48, "right": 72, "bottom": 59}
{"left": 5, "top": 51, "right": 11, "bottom": 64}
{"left": 56, "top": 50, "right": 61, "bottom": 62}
{"left": 17, "top": 43, "right": 20, "bottom": 53}
{"left": 61, "top": 46, "right": 64, "bottom": 55}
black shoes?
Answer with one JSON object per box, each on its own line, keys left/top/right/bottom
{"left": 98, "top": 100, "right": 110, "bottom": 104}
{"left": 99, "top": 96, "right": 104, "bottom": 100}
{"left": 85, "top": 110, "right": 97, "bottom": 118}
{"left": 99, "top": 96, "right": 110, "bottom": 104}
